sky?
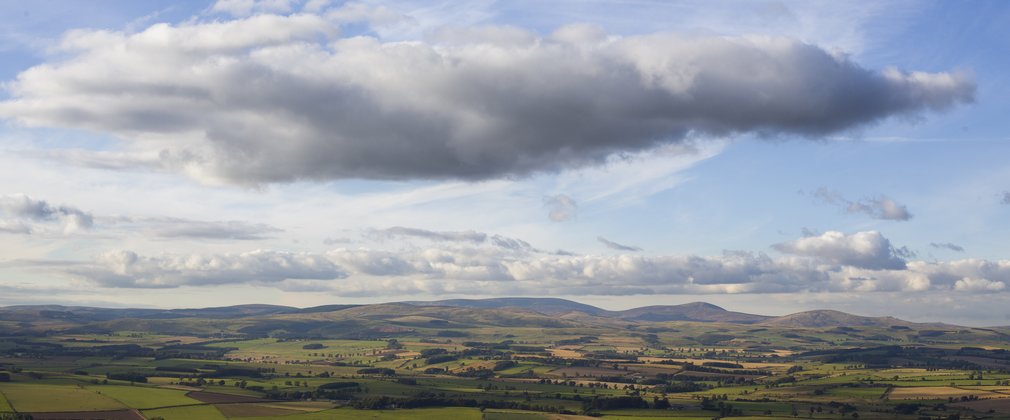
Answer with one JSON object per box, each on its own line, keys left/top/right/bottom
{"left": 0, "top": 0, "right": 1008, "bottom": 326}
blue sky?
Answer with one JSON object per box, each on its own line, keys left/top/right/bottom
{"left": 0, "top": 0, "right": 1008, "bottom": 325}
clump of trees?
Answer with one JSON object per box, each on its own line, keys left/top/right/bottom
{"left": 356, "top": 367, "right": 395, "bottom": 376}
{"left": 106, "top": 372, "right": 147, "bottom": 383}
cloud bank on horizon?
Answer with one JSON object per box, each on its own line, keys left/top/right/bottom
{"left": 48, "top": 228, "right": 1009, "bottom": 298}
{"left": 0, "top": 0, "right": 1008, "bottom": 325}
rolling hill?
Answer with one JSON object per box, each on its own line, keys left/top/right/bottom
{"left": 612, "top": 302, "right": 771, "bottom": 323}
{"left": 759, "top": 310, "right": 918, "bottom": 328}
{"left": 0, "top": 298, "right": 950, "bottom": 336}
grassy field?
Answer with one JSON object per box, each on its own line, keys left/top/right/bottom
{"left": 483, "top": 409, "right": 551, "bottom": 419}
{"left": 0, "top": 389, "right": 12, "bottom": 412}
{"left": 88, "top": 385, "right": 200, "bottom": 408}
{"left": 888, "top": 386, "right": 1004, "bottom": 400}
{"left": 0, "top": 383, "right": 127, "bottom": 412}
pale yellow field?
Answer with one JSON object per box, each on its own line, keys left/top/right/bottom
{"left": 548, "top": 348, "right": 582, "bottom": 358}
{"left": 889, "top": 386, "right": 1008, "bottom": 400}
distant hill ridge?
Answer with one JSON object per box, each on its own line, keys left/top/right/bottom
{"left": 759, "top": 309, "right": 916, "bottom": 328}
{"left": 0, "top": 297, "right": 943, "bottom": 327}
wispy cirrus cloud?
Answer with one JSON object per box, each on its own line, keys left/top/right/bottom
{"left": 146, "top": 218, "right": 283, "bottom": 240}
{"left": 930, "top": 242, "right": 965, "bottom": 253}
{"left": 809, "top": 187, "right": 913, "bottom": 221}
{"left": 597, "top": 236, "right": 642, "bottom": 252}
{"left": 371, "top": 226, "right": 487, "bottom": 243}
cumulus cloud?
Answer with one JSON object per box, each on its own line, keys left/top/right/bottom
{"left": 71, "top": 249, "right": 346, "bottom": 288}
{"left": 0, "top": 194, "right": 94, "bottom": 234}
{"left": 954, "top": 277, "right": 1006, "bottom": 292}
{"left": 598, "top": 236, "right": 643, "bottom": 252}
{"left": 0, "top": 15, "right": 974, "bottom": 184}
{"left": 772, "top": 230, "right": 909, "bottom": 270}
{"left": 544, "top": 194, "right": 578, "bottom": 222}
{"left": 810, "top": 188, "right": 913, "bottom": 221}
{"left": 930, "top": 242, "right": 965, "bottom": 252}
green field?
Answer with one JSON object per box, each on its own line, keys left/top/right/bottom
{"left": 0, "top": 390, "right": 13, "bottom": 411}
{"left": 0, "top": 383, "right": 127, "bottom": 412}
{"left": 88, "top": 385, "right": 201, "bottom": 408}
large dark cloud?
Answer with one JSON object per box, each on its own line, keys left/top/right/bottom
{"left": 0, "top": 15, "right": 974, "bottom": 184}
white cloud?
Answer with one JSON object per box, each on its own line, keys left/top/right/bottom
{"left": 0, "top": 220, "right": 32, "bottom": 234}
{"left": 773, "top": 230, "right": 908, "bottom": 270}
{"left": 71, "top": 249, "right": 346, "bottom": 288}
{"left": 47, "top": 229, "right": 1008, "bottom": 297}
{"left": 0, "top": 15, "right": 973, "bottom": 184}
{"left": 544, "top": 194, "right": 577, "bottom": 222}
{"left": 954, "top": 277, "right": 1006, "bottom": 292}
{"left": 0, "top": 194, "right": 94, "bottom": 234}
